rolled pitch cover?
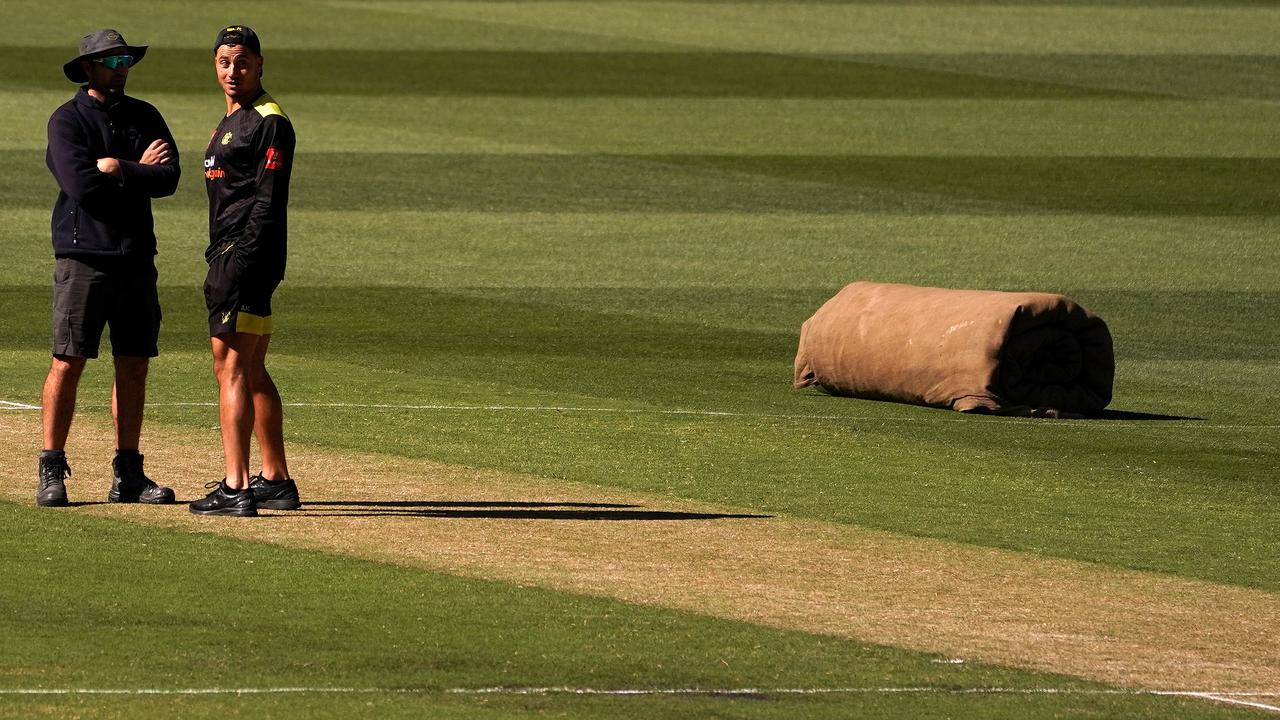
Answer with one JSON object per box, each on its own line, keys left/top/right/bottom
{"left": 793, "top": 281, "right": 1114, "bottom": 416}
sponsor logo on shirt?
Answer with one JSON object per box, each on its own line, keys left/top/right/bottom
{"left": 204, "top": 155, "right": 225, "bottom": 181}
{"left": 264, "top": 147, "right": 284, "bottom": 171}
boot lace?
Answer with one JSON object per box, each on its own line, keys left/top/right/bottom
{"left": 40, "top": 457, "right": 71, "bottom": 490}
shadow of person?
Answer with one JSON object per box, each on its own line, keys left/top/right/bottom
{"left": 302, "top": 500, "right": 639, "bottom": 509}
{"left": 1089, "top": 409, "right": 1204, "bottom": 421}
{"left": 288, "top": 500, "right": 770, "bottom": 521}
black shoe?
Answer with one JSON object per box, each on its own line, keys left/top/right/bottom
{"left": 109, "top": 452, "right": 175, "bottom": 504}
{"left": 250, "top": 474, "right": 302, "bottom": 510}
{"left": 37, "top": 453, "right": 71, "bottom": 507}
{"left": 189, "top": 480, "right": 258, "bottom": 517}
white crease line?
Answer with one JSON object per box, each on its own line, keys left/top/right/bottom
{"left": 0, "top": 400, "right": 40, "bottom": 410}
{"left": 283, "top": 403, "right": 843, "bottom": 421}
{"left": 4, "top": 399, "right": 1277, "bottom": 429}
{"left": 83, "top": 401, "right": 845, "bottom": 421}
{"left": 1, "top": 687, "right": 1277, "bottom": 705}
{"left": 1182, "top": 693, "right": 1280, "bottom": 713}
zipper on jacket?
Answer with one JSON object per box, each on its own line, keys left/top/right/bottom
{"left": 71, "top": 207, "right": 79, "bottom": 245}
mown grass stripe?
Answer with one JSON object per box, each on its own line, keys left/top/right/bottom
{"left": 2, "top": 48, "right": 1156, "bottom": 99}
{"left": 7, "top": 150, "right": 1279, "bottom": 215}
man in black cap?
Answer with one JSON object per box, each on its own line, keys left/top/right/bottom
{"left": 39, "top": 29, "right": 180, "bottom": 507}
{"left": 190, "top": 25, "right": 300, "bottom": 516}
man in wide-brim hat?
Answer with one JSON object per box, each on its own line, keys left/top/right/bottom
{"left": 39, "top": 29, "right": 179, "bottom": 508}
{"left": 62, "top": 28, "right": 148, "bottom": 84}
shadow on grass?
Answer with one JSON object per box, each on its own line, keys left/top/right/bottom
{"left": 1091, "top": 409, "right": 1204, "bottom": 421}
{"left": 304, "top": 500, "right": 640, "bottom": 509}
{"left": 287, "top": 500, "right": 769, "bottom": 521}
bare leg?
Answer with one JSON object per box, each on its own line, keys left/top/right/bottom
{"left": 42, "top": 356, "right": 86, "bottom": 451}
{"left": 248, "top": 334, "right": 289, "bottom": 481}
{"left": 112, "top": 356, "right": 149, "bottom": 451}
{"left": 211, "top": 333, "right": 264, "bottom": 490}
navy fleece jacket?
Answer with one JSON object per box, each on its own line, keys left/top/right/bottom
{"left": 45, "top": 87, "right": 180, "bottom": 257}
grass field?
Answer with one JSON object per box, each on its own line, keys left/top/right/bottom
{"left": 1, "top": 1, "right": 1277, "bottom": 718}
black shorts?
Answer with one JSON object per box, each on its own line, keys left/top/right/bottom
{"left": 51, "top": 256, "right": 161, "bottom": 359}
{"left": 204, "top": 247, "right": 281, "bottom": 337}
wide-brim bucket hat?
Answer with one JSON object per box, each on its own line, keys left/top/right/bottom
{"left": 63, "top": 29, "right": 147, "bottom": 83}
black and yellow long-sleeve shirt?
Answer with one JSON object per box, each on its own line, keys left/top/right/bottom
{"left": 204, "top": 90, "right": 294, "bottom": 279}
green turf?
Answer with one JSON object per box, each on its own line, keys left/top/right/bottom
{"left": 6, "top": 693, "right": 1260, "bottom": 720}
{"left": 0, "top": 502, "right": 1258, "bottom": 720}
{"left": 1, "top": 1, "right": 1277, "bottom": 716}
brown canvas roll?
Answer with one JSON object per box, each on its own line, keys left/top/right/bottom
{"left": 793, "top": 282, "right": 1114, "bottom": 416}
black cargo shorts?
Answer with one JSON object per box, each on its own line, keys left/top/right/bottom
{"left": 51, "top": 256, "right": 161, "bottom": 359}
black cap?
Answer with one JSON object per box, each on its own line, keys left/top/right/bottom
{"left": 63, "top": 29, "right": 148, "bottom": 83}
{"left": 213, "top": 25, "right": 261, "bottom": 55}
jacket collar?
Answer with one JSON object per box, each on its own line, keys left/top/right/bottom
{"left": 74, "top": 86, "right": 124, "bottom": 111}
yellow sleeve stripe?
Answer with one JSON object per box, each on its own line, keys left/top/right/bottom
{"left": 253, "top": 93, "right": 289, "bottom": 120}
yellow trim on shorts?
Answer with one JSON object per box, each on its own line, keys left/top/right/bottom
{"left": 235, "top": 312, "right": 273, "bottom": 336}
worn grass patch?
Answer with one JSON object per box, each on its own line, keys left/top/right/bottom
{"left": 3, "top": 411, "right": 1275, "bottom": 697}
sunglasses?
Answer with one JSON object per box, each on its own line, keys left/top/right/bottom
{"left": 92, "top": 55, "right": 134, "bottom": 70}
